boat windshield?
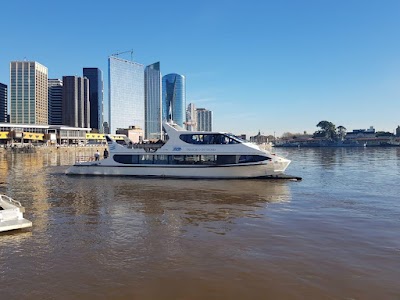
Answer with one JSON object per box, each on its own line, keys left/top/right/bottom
{"left": 226, "top": 134, "right": 246, "bottom": 143}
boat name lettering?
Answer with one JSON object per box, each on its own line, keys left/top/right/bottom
{"left": 173, "top": 147, "right": 182, "bottom": 151}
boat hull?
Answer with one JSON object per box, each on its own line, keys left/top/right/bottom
{"left": 0, "top": 219, "right": 32, "bottom": 232}
{"left": 66, "top": 160, "right": 290, "bottom": 179}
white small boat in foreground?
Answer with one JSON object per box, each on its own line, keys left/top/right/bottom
{"left": 66, "top": 121, "right": 291, "bottom": 179}
{"left": 0, "top": 195, "right": 32, "bottom": 232}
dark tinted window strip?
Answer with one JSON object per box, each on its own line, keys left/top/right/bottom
{"left": 113, "top": 155, "right": 270, "bottom": 165}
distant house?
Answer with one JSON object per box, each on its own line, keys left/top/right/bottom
{"left": 345, "top": 126, "right": 376, "bottom": 139}
{"left": 250, "top": 131, "right": 270, "bottom": 144}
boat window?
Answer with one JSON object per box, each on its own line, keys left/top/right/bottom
{"left": 153, "top": 155, "right": 168, "bottom": 164}
{"left": 140, "top": 154, "right": 153, "bottom": 164}
{"left": 113, "top": 155, "right": 139, "bottom": 164}
{"left": 170, "top": 155, "right": 187, "bottom": 164}
{"left": 113, "top": 154, "right": 269, "bottom": 166}
{"left": 200, "top": 155, "right": 217, "bottom": 164}
{"left": 185, "top": 155, "right": 200, "bottom": 164}
{"left": 179, "top": 134, "right": 241, "bottom": 145}
{"left": 216, "top": 155, "right": 237, "bottom": 164}
{"left": 238, "top": 155, "right": 271, "bottom": 163}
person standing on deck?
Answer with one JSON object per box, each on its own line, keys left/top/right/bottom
{"left": 94, "top": 150, "right": 100, "bottom": 161}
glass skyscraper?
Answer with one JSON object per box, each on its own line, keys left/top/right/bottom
{"left": 83, "top": 68, "right": 103, "bottom": 132}
{"left": 108, "top": 56, "right": 144, "bottom": 134}
{"left": 10, "top": 61, "right": 48, "bottom": 124}
{"left": 48, "top": 79, "right": 63, "bottom": 125}
{"left": 144, "top": 62, "right": 162, "bottom": 139}
{"left": 162, "top": 73, "right": 186, "bottom": 127}
{"left": 0, "top": 83, "right": 7, "bottom": 123}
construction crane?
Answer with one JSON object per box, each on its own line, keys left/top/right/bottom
{"left": 111, "top": 49, "right": 134, "bottom": 61}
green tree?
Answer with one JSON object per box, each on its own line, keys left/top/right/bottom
{"left": 314, "top": 121, "right": 337, "bottom": 140}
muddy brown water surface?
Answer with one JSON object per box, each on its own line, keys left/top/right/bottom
{"left": 0, "top": 148, "right": 399, "bottom": 299}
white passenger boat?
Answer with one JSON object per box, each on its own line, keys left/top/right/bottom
{"left": 0, "top": 195, "right": 32, "bottom": 232}
{"left": 66, "top": 122, "right": 291, "bottom": 179}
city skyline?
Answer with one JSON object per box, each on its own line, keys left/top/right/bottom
{"left": 4, "top": 58, "right": 212, "bottom": 137}
{"left": 1, "top": 0, "right": 400, "bottom": 136}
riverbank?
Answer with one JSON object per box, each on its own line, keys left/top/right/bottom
{"left": 0, "top": 145, "right": 107, "bottom": 156}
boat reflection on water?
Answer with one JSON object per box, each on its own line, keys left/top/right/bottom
{"left": 66, "top": 176, "right": 292, "bottom": 229}
{"left": 108, "top": 177, "right": 289, "bottom": 200}
{"left": 156, "top": 179, "right": 292, "bottom": 229}
{"left": 58, "top": 176, "right": 293, "bottom": 246}
{"left": 134, "top": 178, "right": 293, "bottom": 204}
{"left": 0, "top": 231, "right": 32, "bottom": 246}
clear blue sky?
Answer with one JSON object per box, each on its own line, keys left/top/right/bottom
{"left": 1, "top": 0, "right": 400, "bottom": 136}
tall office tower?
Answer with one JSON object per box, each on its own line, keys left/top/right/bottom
{"left": 83, "top": 68, "right": 103, "bottom": 132}
{"left": 62, "top": 76, "right": 90, "bottom": 128}
{"left": 186, "top": 103, "right": 197, "bottom": 131}
{"left": 162, "top": 73, "right": 186, "bottom": 127}
{"left": 144, "top": 62, "right": 162, "bottom": 139}
{"left": 197, "top": 108, "right": 212, "bottom": 131}
{"left": 10, "top": 61, "right": 48, "bottom": 124}
{"left": 48, "top": 79, "right": 63, "bottom": 125}
{"left": 0, "top": 83, "right": 7, "bottom": 122}
{"left": 108, "top": 56, "right": 144, "bottom": 134}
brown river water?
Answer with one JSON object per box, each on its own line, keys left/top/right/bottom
{"left": 0, "top": 148, "right": 399, "bottom": 299}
